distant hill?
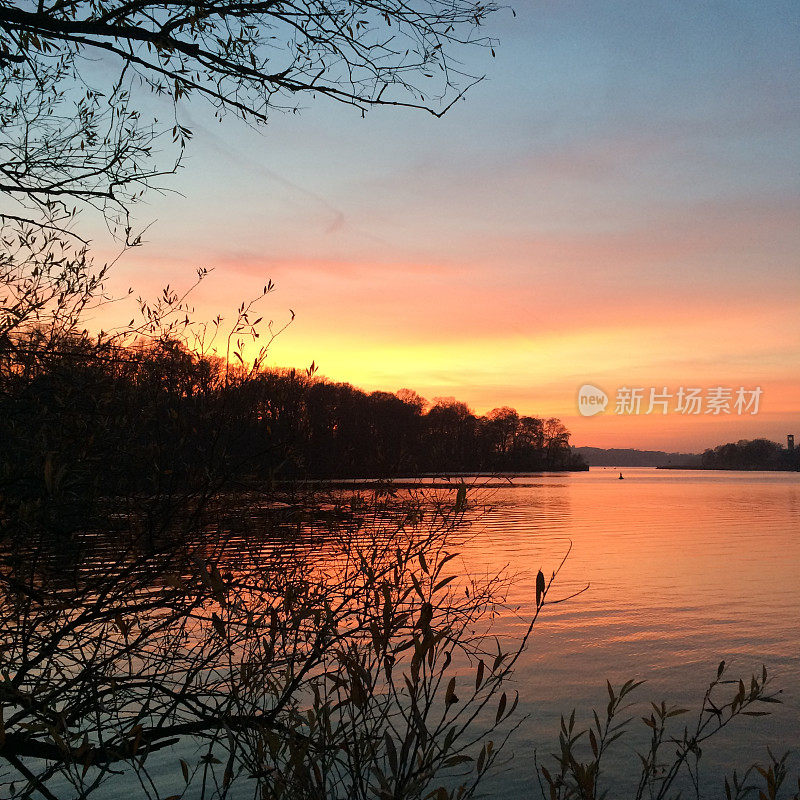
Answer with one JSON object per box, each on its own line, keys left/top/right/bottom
{"left": 574, "top": 447, "right": 701, "bottom": 467}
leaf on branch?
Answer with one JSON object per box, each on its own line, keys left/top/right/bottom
{"left": 211, "top": 613, "right": 226, "bottom": 639}
{"left": 476, "top": 659, "right": 485, "bottom": 691}
{"left": 445, "top": 677, "right": 459, "bottom": 707}
{"left": 536, "top": 570, "right": 546, "bottom": 607}
{"left": 495, "top": 692, "right": 507, "bottom": 723}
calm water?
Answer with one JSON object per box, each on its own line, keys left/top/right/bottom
{"left": 47, "top": 468, "right": 799, "bottom": 798}
{"left": 456, "top": 468, "right": 800, "bottom": 796}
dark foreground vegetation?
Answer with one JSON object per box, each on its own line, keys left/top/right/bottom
{"left": 0, "top": 478, "right": 547, "bottom": 799}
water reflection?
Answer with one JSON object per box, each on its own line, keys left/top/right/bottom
{"left": 6, "top": 469, "right": 796, "bottom": 798}
{"left": 454, "top": 468, "right": 800, "bottom": 797}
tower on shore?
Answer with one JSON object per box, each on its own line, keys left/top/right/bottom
{"left": 789, "top": 434, "right": 795, "bottom": 452}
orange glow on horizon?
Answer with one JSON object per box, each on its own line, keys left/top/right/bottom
{"left": 93, "top": 197, "right": 799, "bottom": 456}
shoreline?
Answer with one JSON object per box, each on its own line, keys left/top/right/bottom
{"left": 656, "top": 465, "right": 800, "bottom": 472}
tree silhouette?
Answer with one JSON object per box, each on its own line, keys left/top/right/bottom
{"left": 1, "top": 0, "right": 501, "bottom": 237}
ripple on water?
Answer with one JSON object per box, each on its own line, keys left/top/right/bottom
{"left": 455, "top": 468, "right": 800, "bottom": 797}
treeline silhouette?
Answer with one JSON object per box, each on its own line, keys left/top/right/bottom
{"left": 1, "top": 333, "right": 585, "bottom": 517}
{"left": 700, "top": 438, "right": 800, "bottom": 471}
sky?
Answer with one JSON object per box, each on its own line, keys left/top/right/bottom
{"left": 98, "top": 0, "right": 799, "bottom": 452}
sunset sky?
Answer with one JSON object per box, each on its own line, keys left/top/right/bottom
{"left": 101, "top": 0, "right": 799, "bottom": 452}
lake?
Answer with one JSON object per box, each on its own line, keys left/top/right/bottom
{"left": 37, "top": 467, "right": 799, "bottom": 798}
{"left": 454, "top": 467, "right": 800, "bottom": 796}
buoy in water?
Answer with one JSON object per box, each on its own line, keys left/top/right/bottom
{"left": 619, "top": 472, "right": 624, "bottom": 480}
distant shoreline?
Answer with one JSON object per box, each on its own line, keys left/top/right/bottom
{"left": 656, "top": 465, "right": 800, "bottom": 472}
